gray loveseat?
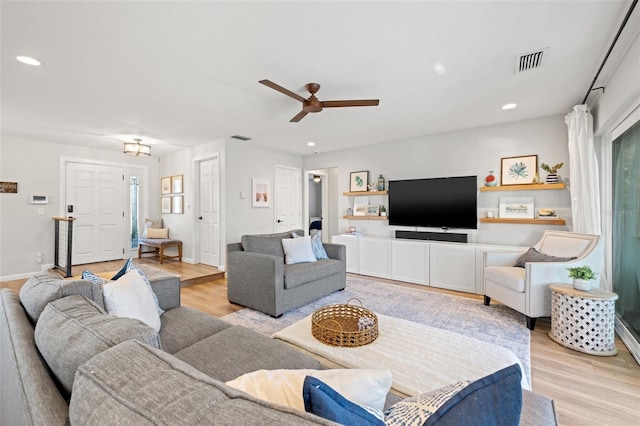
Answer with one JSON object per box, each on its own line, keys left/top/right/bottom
{"left": 227, "top": 230, "right": 346, "bottom": 317}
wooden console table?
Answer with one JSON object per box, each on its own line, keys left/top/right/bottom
{"left": 549, "top": 284, "right": 618, "bottom": 356}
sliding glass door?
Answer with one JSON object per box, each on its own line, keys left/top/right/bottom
{"left": 612, "top": 120, "right": 640, "bottom": 343}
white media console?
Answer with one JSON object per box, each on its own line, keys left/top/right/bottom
{"left": 331, "top": 234, "right": 526, "bottom": 295}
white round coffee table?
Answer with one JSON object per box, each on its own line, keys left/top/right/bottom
{"left": 548, "top": 284, "right": 618, "bottom": 356}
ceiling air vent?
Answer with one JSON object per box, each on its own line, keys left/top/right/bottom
{"left": 515, "top": 48, "right": 549, "bottom": 73}
{"left": 230, "top": 135, "right": 252, "bottom": 141}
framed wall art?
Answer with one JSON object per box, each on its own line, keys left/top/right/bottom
{"left": 499, "top": 196, "right": 535, "bottom": 219}
{"left": 500, "top": 155, "right": 537, "bottom": 186}
{"left": 161, "top": 196, "right": 171, "bottom": 214}
{"left": 161, "top": 177, "right": 171, "bottom": 195}
{"left": 171, "top": 175, "right": 183, "bottom": 194}
{"left": 252, "top": 178, "right": 270, "bottom": 207}
{"left": 349, "top": 171, "right": 369, "bottom": 192}
{"left": 172, "top": 195, "right": 184, "bottom": 214}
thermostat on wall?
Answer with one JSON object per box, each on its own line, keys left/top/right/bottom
{"left": 30, "top": 195, "right": 48, "bottom": 204}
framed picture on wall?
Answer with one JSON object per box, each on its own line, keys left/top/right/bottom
{"left": 172, "top": 195, "right": 184, "bottom": 214}
{"left": 349, "top": 171, "right": 369, "bottom": 192}
{"left": 171, "top": 175, "right": 183, "bottom": 194}
{"left": 500, "top": 155, "right": 537, "bottom": 186}
{"left": 499, "top": 196, "right": 534, "bottom": 219}
{"left": 252, "top": 178, "right": 270, "bottom": 207}
{"left": 161, "top": 177, "right": 171, "bottom": 195}
{"left": 161, "top": 196, "right": 171, "bottom": 214}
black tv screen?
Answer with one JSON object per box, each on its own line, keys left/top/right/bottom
{"left": 388, "top": 176, "right": 478, "bottom": 229}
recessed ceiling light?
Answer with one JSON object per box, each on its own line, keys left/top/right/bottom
{"left": 16, "top": 56, "right": 41, "bottom": 66}
{"left": 502, "top": 103, "right": 517, "bottom": 110}
{"left": 433, "top": 62, "right": 446, "bottom": 75}
{"left": 307, "top": 141, "right": 316, "bottom": 147}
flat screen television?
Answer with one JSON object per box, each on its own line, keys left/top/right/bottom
{"left": 388, "top": 176, "right": 478, "bottom": 230}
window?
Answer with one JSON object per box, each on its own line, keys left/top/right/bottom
{"left": 130, "top": 176, "right": 140, "bottom": 248}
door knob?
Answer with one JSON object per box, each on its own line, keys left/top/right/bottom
{"left": 198, "top": 216, "right": 203, "bottom": 220}
{"left": 277, "top": 219, "right": 284, "bottom": 223}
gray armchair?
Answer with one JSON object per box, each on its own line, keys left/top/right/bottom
{"left": 227, "top": 230, "right": 346, "bottom": 317}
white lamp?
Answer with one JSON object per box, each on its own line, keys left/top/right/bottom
{"left": 123, "top": 138, "right": 151, "bottom": 157}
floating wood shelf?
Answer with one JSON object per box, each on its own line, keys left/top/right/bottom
{"left": 479, "top": 183, "right": 565, "bottom": 192}
{"left": 343, "top": 190, "right": 388, "bottom": 196}
{"left": 343, "top": 215, "right": 388, "bottom": 220}
{"left": 480, "top": 217, "right": 566, "bottom": 225}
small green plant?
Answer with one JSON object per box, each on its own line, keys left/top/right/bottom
{"left": 567, "top": 266, "right": 597, "bottom": 281}
{"left": 540, "top": 162, "right": 564, "bottom": 174}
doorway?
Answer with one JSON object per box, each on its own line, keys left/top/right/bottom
{"left": 197, "top": 156, "right": 221, "bottom": 267}
{"left": 305, "top": 169, "right": 330, "bottom": 241}
{"left": 275, "top": 166, "right": 302, "bottom": 233}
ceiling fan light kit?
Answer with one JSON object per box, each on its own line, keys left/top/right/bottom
{"left": 259, "top": 79, "right": 379, "bottom": 122}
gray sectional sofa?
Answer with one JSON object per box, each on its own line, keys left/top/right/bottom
{"left": 1, "top": 265, "right": 558, "bottom": 425}
{"left": 227, "top": 230, "right": 346, "bottom": 317}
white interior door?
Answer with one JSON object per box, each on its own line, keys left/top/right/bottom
{"left": 199, "top": 158, "right": 220, "bottom": 266}
{"left": 275, "top": 166, "right": 302, "bottom": 232}
{"left": 66, "top": 163, "right": 124, "bottom": 265}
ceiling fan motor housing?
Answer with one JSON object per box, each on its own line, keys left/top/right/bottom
{"left": 304, "top": 96, "right": 323, "bottom": 113}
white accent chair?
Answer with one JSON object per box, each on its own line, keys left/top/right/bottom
{"left": 483, "top": 231, "right": 603, "bottom": 330}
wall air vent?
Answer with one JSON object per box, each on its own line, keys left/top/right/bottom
{"left": 515, "top": 48, "right": 549, "bottom": 73}
{"left": 230, "top": 135, "right": 252, "bottom": 141}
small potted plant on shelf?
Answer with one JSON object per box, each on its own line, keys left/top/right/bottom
{"left": 567, "top": 265, "right": 597, "bottom": 291}
{"left": 540, "top": 162, "right": 564, "bottom": 184}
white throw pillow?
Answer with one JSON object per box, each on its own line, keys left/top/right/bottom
{"left": 281, "top": 236, "right": 317, "bottom": 265}
{"left": 226, "top": 368, "right": 392, "bottom": 412}
{"left": 102, "top": 271, "right": 161, "bottom": 332}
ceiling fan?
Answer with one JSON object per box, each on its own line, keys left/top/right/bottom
{"left": 259, "top": 79, "right": 379, "bottom": 122}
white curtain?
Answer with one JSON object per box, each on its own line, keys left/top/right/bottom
{"left": 565, "top": 104, "right": 601, "bottom": 235}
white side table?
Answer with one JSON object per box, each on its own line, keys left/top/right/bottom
{"left": 549, "top": 284, "right": 618, "bottom": 356}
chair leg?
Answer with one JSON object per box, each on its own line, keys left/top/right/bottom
{"left": 526, "top": 316, "right": 536, "bottom": 331}
{"left": 483, "top": 295, "right": 491, "bottom": 306}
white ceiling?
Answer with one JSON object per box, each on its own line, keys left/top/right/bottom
{"left": 2, "top": 1, "right": 637, "bottom": 157}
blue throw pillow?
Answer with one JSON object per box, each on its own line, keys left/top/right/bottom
{"left": 81, "top": 270, "right": 107, "bottom": 289}
{"left": 111, "top": 258, "right": 163, "bottom": 315}
{"left": 385, "top": 364, "right": 522, "bottom": 426}
{"left": 303, "top": 376, "right": 385, "bottom": 426}
{"left": 310, "top": 231, "right": 329, "bottom": 260}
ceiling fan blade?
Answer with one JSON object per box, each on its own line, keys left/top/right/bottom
{"left": 259, "top": 79, "right": 306, "bottom": 103}
{"left": 322, "top": 99, "right": 380, "bottom": 108}
{"left": 290, "top": 110, "right": 309, "bottom": 122}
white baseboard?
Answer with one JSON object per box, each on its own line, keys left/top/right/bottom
{"left": 0, "top": 263, "right": 55, "bottom": 282}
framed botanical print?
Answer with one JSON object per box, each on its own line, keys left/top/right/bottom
{"left": 172, "top": 195, "right": 184, "bottom": 214}
{"left": 349, "top": 171, "right": 369, "bottom": 192}
{"left": 171, "top": 175, "right": 183, "bottom": 194}
{"left": 161, "top": 196, "right": 171, "bottom": 214}
{"left": 161, "top": 177, "right": 171, "bottom": 195}
{"left": 500, "top": 155, "right": 537, "bottom": 186}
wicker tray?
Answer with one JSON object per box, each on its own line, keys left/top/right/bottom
{"left": 311, "top": 298, "right": 379, "bottom": 347}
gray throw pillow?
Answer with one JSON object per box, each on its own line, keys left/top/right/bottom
{"left": 35, "top": 295, "right": 161, "bottom": 394}
{"left": 514, "top": 247, "right": 576, "bottom": 268}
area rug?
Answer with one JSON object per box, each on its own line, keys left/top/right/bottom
{"left": 221, "top": 275, "right": 531, "bottom": 383}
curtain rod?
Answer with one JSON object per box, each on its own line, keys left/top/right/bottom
{"left": 581, "top": 0, "right": 638, "bottom": 104}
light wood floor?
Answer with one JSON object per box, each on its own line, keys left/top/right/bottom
{"left": 2, "top": 261, "right": 639, "bottom": 425}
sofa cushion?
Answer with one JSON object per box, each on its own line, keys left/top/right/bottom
{"left": 241, "top": 230, "right": 304, "bottom": 258}
{"left": 384, "top": 364, "right": 522, "bottom": 426}
{"left": 69, "top": 340, "right": 332, "bottom": 425}
{"left": 226, "top": 368, "right": 393, "bottom": 412}
{"left": 303, "top": 376, "right": 385, "bottom": 425}
{"left": 34, "top": 295, "right": 161, "bottom": 394}
{"left": 484, "top": 266, "right": 526, "bottom": 292}
{"left": 103, "top": 271, "right": 162, "bottom": 332}
{"left": 174, "top": 325, "right": 321, "bottom": 382}
{"left": 159, "top": 306, "right": 232, "bottom": 354}
{"left": 19, "top": 272, "right": 103, "bottom": 322}
{"left": 514, "top": 247, "right": 576, "bottom": 268}
{"left": 284, "top": 259, "right": 344, "bottom": 289}
{"left": 111, "top": 258, "right": 164, "bottom": 315}
{"left": 142, "top": 217, "right": 163, "bottom": 237}
{"left": 282, "top": 236, "right": 317, "bottom": 265}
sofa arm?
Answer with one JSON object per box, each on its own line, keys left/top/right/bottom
{"left": 484, "top": 250, "right": 526, "bottom": 267}
{"left": 323, "top": 243, "right": 346, "bottom": 262}
{"left": 227, "top": 250, "right": 285, "bottom": 317}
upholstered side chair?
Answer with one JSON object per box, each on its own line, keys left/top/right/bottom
{"left": 483, "top": 230, "right": 603, "bottom": 330}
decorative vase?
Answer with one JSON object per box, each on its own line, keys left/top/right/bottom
{"left": 377, "top": 174, "right": 385, "bottom": 191}
{"left": 484, "top": 171, "right": 497, "bottom": 187}
{"left": 573, "top": 278, "right": 592, "bottom": 291}
{"left": 546, "top": 173, "right": 559, "bottom": 184}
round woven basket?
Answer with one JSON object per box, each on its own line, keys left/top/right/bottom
{"left": 311, "top": 298, "right": 379, "bottom": 347}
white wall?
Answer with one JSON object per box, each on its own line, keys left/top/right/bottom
{"left": 303, "top": 115, "right": 571, "bottom": 247}
{"left": 0, "top": 137, "right": 159, "bottom": 279}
